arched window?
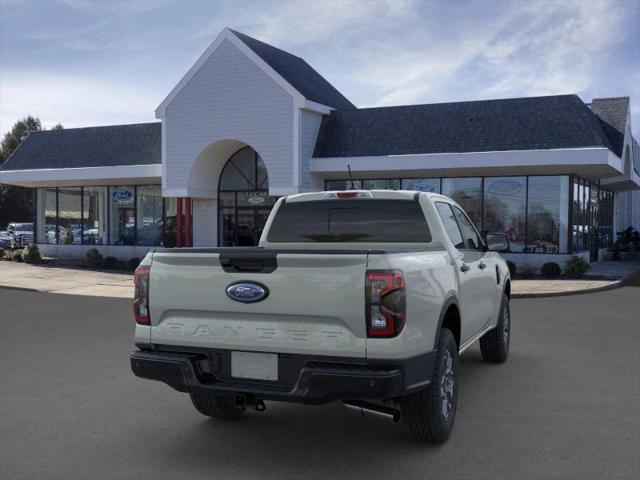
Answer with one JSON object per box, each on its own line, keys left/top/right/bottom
{"left": 218, "top": 147, "right": 276, "bottom": 246}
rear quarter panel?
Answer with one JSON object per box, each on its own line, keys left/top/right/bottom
{"left": 366, "top": 250, "right": 456, "bottom": 359}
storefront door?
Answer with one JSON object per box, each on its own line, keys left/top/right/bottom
{"left": 218, "top": 147, "right": 276, "bottom": 247}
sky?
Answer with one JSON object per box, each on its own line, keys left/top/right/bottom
{"left": 1, "top": 0, "right": 639, "bottom": 138}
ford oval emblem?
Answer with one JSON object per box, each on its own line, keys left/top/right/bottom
{"left": 226, "top": 281, "right": 269, "bottom": 303}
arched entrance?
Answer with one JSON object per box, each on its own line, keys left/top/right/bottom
{"left": 218, "top": 146, "right": 277, "bottom": 246}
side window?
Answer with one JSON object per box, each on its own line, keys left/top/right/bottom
{"left": 452, "top": 205, "right": 482, "bottom": 250}
{"left": 435, "top": 202, "right": 463, "bottom": 248}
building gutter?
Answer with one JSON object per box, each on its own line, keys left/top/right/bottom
{"left": 0, "top": 164, "right": 162, "bottom": 188}
{"left": 311, "top": 147, "right": 623, "bottom": 180}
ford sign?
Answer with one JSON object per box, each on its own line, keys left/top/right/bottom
{"left": 488, "top": 179, "right": 523, "bottom": 195}
{"left": 112, "top": 189, "right": 133, "bottom": 201}
{"left": 226, "top": 281, "right": 269, "bottom": 303}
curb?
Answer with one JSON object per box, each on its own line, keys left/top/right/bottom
{"left": 511, "top": 280, "right": 624, "bottom": 299}
{"left": 0, "top": 285, "right": 41, "bottom": 293}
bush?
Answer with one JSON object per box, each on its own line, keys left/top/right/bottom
{"left": 11, "top": 250, "right": 24, "bottom": 262}
{"left": 102, "top": 256, "right": 118, "bottom": 269}
{"left": 21, "top": 244, "right": 42, "bottom": 264}
{"left": 506, "top": 261, "right": 516, "bottom": 277}
{"left": 0, "top": 249, "right": 5, "bottom": 259}
{"left": 520, "top": 263, "right": 536, "bottom": 278}
{"left": 127, "top": 257, "right": 141, "bottom": 271}
{"left": 540, "top": 261, "right": 561, "bottom": 278}
{"left": 85, "top": 248, "right": 103, "bottom": 269}
{"left": 564, "top": 256, "right": 590, "bottom": 278}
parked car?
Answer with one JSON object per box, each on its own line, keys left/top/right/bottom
{"left": 5, "top": 223, "right": 34, "bottom": 249}
{"left": 0, "top": 230, "right": 12, "bottom": 248}
{"left": 130, "top": 190, "right": 511, "bottom": 443}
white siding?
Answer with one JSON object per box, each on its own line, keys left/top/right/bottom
{"left": 299, "top": 110, "right": 324, "bottom": 191}
{"left": 163, "top": 39, "right": 294, "bottom": 196}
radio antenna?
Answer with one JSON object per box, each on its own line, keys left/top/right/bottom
{"left": 347, "top": 164, "right": 356, "bottom": 189}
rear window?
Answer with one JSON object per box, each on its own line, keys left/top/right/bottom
{"left": 267, "top": 199, "right": 431, "bottom": 243}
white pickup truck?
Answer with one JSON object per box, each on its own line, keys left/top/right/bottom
{"left": 131, "top": 190, "right": 511, "bottom": 443}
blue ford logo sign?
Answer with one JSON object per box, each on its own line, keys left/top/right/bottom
{"left": 226, "top": 282, "right": 269, "bottom": 303}
{"left": 112, "top": 189, "right": 133, "bottom": 201}
{"left": 488, "top": 179, "right": 523, "bottom": 195}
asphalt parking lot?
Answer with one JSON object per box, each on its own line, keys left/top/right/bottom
{"left": 1, "top": 286, "right": 639, "bottom": 480}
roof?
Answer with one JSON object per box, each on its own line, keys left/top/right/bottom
{"left": 590, "top": 97, "right": 629, "bottom": 157}
{"left": 0, "top": 123, "right": 161, "bottom": 171}
{"left": 313, "top": 94, "right": 617, "bottom": 158}
{"left": 230, "top": 29, "right": 355, "bottom": 110}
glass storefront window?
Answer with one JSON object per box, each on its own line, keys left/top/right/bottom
{"left": 218, "top": 147, "right": 274, "bottom": 247}
{"left": 362, "top": 179, "right": 400, "bottom": 190}
{"left": 109, "top": 186, "right": 136, "bottom": 245}
{"left": 441, "top": 177, "right": 482, "bottom": 228}
{"left": 36, "top": 188, "right": 57, "bottom": 244}
{"left": 136, "top": 186, "right": 163, "bottom": 246}
{"left": 526, "top": 176, "right": 569, "bottom": 254}
{"left": 483, "top": 177, "right": 526, "bottom": 252}
{"left": 163, "top": 197, "right": 177, "bottom": 248}
{"left": 83, "top": 187, "right": 107, "bottom": 245}
{"left": 325, "top": 180, "right": 362, "bottom": 190}
{"left": 402, "top": 178, "right": 441, "bottom": 193}
{"left": 57, "top": 188, "right": 82, "bottom": 245}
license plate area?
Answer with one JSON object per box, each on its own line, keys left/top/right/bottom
{"left": 231, "top": 351, "right": 278, "bottom": 381}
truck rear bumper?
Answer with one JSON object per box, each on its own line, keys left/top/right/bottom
{"left": 130, "top": 349, "right": 434, "bottom": 404}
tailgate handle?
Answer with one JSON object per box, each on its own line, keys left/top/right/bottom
{"left": 219, "top": 254, "right": 277, "bottom": 273}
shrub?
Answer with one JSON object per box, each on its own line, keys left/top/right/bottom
{"left": 127, "top": 257, "right": 141, "bottom": 271}
{"left": 11, "top": 250, "right": 24, "bottom": 262}
{"left": 540, "top": 261, "right": 561, "bottom": 278}
{"left": 21, "top": 244, "right": 42, "bottom": 264}
{"left": 520, "top": 263, "right": 536, "bottom": 278}
{"left": 103, "top": 256, "right": 118, "bottom": 270}
{"left": 564, "top": 256, "right": 590, "bottom": 278}
{"left": 0, "top": 249, "right": 5, "bottom": 259}
{"left": 506, "top": 261, "right": 516, "bottom": 277}
{"left": 85, "top": 248, "right": 103, "bottom": 269}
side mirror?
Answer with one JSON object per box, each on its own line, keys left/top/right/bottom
{"left": 486, "top": 233, "right": 510, "bottom": 252}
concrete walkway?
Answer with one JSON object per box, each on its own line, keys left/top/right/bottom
{"left": 1, "top": 260, "right": 636, "bottom": 299}
{"left": 0, "top": 262, "right": 133, "bottom": 298}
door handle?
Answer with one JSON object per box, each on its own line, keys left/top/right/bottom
{"left": 479, "top": 262, "right": 487, "bottom": 269}
{"left": 460, "top": 264, "right": 470, "bottom": 272}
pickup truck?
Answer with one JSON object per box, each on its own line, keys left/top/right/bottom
{"left": 131, "top": 190, "right": 511, "bottom": 443}
{"left": 5, "top": 222, "right": 34, "bottom": 249}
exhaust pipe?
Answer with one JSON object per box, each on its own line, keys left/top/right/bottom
{"left": 344, "top": 400, "right": 401, "bottom": 423}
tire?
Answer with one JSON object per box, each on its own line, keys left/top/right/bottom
{"left": 189, "top": 392, "right": 246, "bottom": 419}
{"left": 479, "top": 293, "right": 511, "bottom": 363}
{"left": 402, "top": 328, "right": 458, "bottom": 443}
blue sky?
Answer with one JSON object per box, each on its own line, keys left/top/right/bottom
{"left": 1, "top": 0, "right": 639, "bottom": 138}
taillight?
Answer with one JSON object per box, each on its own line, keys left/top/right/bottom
{"left": 365, "top": 270, "right": 406, "bottom": 337}
{"left": 323, "top": 191, "right": 373, "bottom": 199}
{"left": 133, "top": 265, "right": 150, "bottom": 325}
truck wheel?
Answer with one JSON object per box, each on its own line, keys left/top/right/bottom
{"left": 402, "top": 328, "right": 458, "bottom": 443}
{"left": 479, "top": 293, "right": 510, "bottom": 363}
{"left": 189, "top": 392, "right": 246, "bottom": 419}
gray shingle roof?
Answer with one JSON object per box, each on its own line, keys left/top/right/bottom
{"left": 313, "top": 94, "right": 616, "bottom": 158}
{"left": 230, "top": 29, "right": 355, "bottom": 110}
{"left": 590, "top": 97, "right": 629, "bottom": 157}
{"left": 1, "top": 122, "right": 161, "bottom": 171}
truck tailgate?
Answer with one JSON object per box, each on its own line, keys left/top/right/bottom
{"left": 148, "top": 250, "right": 369, "bottom": 358}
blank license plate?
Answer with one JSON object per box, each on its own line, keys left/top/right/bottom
{"left": 231, "top": 351, "right": 278, "bottom": 381}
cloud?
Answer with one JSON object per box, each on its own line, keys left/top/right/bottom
{"left": 0, "top": 72, "right": 158, "bottom": 133}
{"left": 347, "top": 0, "right": 629, "bottom": 107}
{"left": 248, "top": 0, "right": 412, "bottom": 46}
{"left": 0, "top": 0, "right": 637, "bottom": 137}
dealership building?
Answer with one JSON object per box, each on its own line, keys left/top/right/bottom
{"left": 1, "top": 28, "right": 638, "bottom": 266}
